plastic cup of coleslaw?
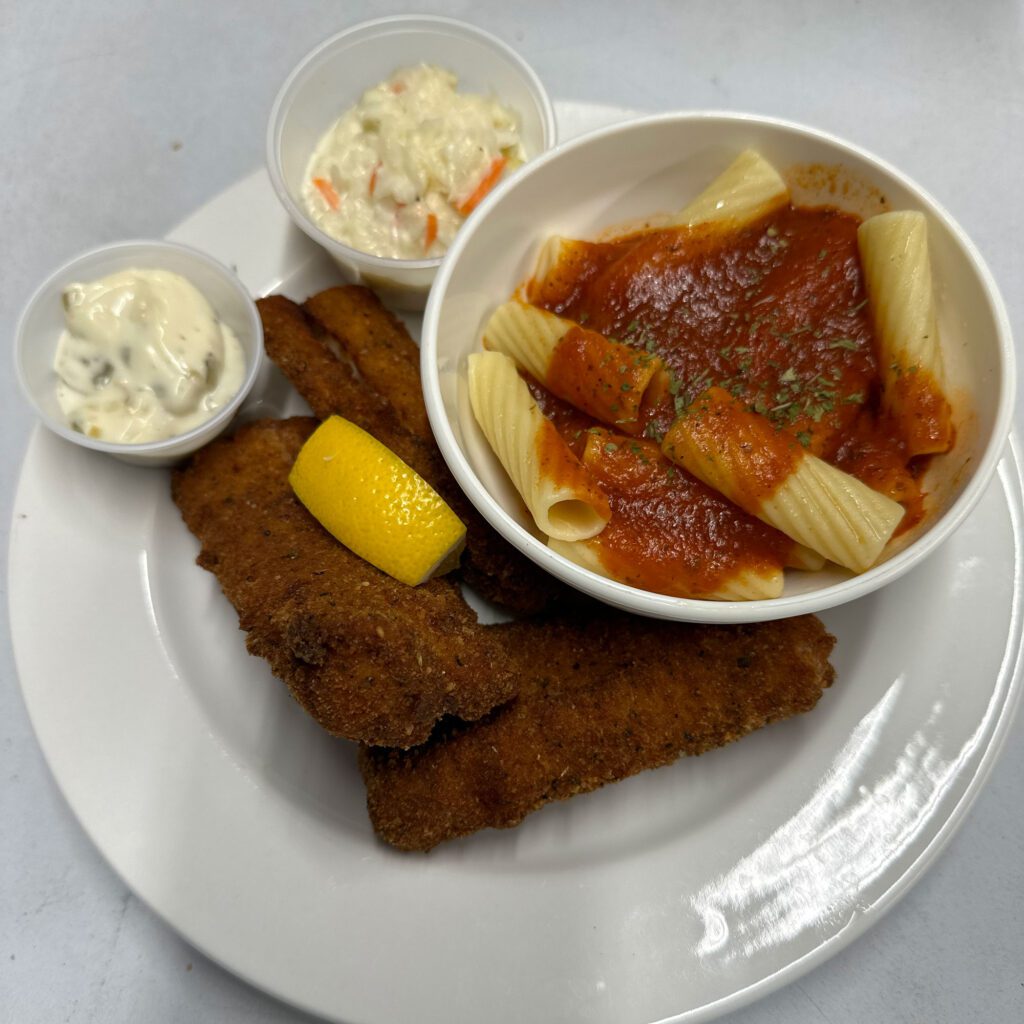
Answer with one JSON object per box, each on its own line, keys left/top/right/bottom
{"left": 266, "top": 15, "right": 557, "bottom": 311}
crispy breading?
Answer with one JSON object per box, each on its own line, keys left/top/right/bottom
{"left": 176, "top": 288, "right": 840, "bottom": 854}
{"left": 258, "top": 293, "right": 576, "bottom": 616}
{"left": 170, "top": 417, "right": 517, "bottom": 748}
{"left": 359, "top": 613, "right": 836, "bottom": 850}
{"left": 259, "top": 295, "right": 443, "bottom": 485}
{"left": 304, "top": 286, "right": 431, "bottom": 438}
{"left": 258, "top": 294, "right": 405, "bottom": 437}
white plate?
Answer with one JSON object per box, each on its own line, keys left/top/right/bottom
{"left": 9, "top": 103, "right": 1024, "bottom": 1024}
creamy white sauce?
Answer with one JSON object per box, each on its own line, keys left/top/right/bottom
{"left": 53, "top": 268, "right": 246, "bottom": 443}
{"left": 303, "top": 64, "right": 524, "bottom": 260}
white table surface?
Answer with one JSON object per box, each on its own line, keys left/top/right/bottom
{"left": 2, "top": 2, "right": 1021, "bottom": 1021}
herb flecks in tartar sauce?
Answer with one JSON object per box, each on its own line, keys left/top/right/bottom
{"left": 53, "top": 268, "right": 246, "bottom": 443}
{"left": 303, "top": 64, "right": 524, "bottom": 260}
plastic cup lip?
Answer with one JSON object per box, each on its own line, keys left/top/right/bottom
{"left": 421, "top": 109, "right": 1017, "bottom": 623}
{"left": 13, "top": 237, "right": 265, "bottom": 462}
{"left": 264, "top": 14, "right": 558, "bottom": 277}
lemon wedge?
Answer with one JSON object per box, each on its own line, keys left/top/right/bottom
{"left": 289, "top": 416, "right": 466, "bottom": 586}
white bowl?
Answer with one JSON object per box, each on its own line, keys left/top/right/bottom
{"left": 266, "top": 15, "right": 557, "bottom": 311}
{"left": 422, "top": 112, "right": 1015, "bottom": 623}
{"left": 14, "top": 240, "right": 264, "bottom": 468}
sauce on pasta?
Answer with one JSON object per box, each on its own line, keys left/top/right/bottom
{"left": 545, "top": 326, "right": 661, "bottom": 434}
{"left": 662, "top": 387, "right": 803, "bottom": 509}
{"left": 890, "top": 365, "right": 953, "bottom": 455}
{"left": 580, "top": 430, "right": 792, "bottom": 597}
{"left": 534, "top": 415, "right": 611, "bottom": 519}
{"left": 530, "top": 380, "right": 799, "bottom": 598}
{"left": 526, "top": 204, "right": 947, "bottom": 595}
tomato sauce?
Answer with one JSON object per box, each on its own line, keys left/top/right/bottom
{"left": 545, "top": 326, "right": 662, "bottom": 435}
{"left": 524, "top": 205, "right": 945, "bottom": 595}
{"left": 661, "top": 386, "right": 804, "bottom": 513}
{"left": 580, "top": 429, "right": 792, "bottom": 598}
{"left": 534, "top": 415, "right": 611, "bottom": 519}
{"left": 527, "top": 379, "right": 798, "bottom": 597}
{"left": 891, "top": 364, "right": 954, "bottom": 455}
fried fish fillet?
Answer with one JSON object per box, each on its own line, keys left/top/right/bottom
{"left": 170, "top": 416, "right": 517, "bottom": 748}
{"left": 258, "top": 294, "right": 407, "bottom": 441}
{"left": 359, "top": 613, "right": 836, "bottom": 850}
{"left": 258, "top": 292, "right": 576, "bottom": 616}
{"left": 304, "top": 286, "right": 431, "bottom": 439}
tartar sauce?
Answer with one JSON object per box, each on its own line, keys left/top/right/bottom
{"left": 303, "top": 64, "right": 524, "bottom": 260}
{"left": 53, "top": 268, "right": 246, "bottom": 443}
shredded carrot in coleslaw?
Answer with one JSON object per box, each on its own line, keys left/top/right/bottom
{"left": 312, "top": 177, "right": 340, "bottom": 210}
{"left": 457, "top": 156, "right": 508, "bottom": 217}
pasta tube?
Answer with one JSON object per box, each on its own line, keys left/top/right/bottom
{"left": 467, "top": 351, "right": 611, "bottom": 541}
{"left": 549, "top": 537, "right": 785, "bottom": 601}
{"left": 531, "top": 235, "right": 573, "bottom": 286}
{"left": 672, "top": 149, "right": 790, "bottom": 229}
{"left": 547, "top": 431, "right": 793, "bottom": 601}
{"left": 662, "top": 387, "right": 904, "bottom": 573}
{"left": 482, "top": 301, "right": 664, "bottom": 434}
{"left": 857, "top": 211, "right": 953, "bottom": 456}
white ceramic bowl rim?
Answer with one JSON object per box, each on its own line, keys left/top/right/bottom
{"left": 13, "top": 238, "right": 265, "bottom": 457}
{"left": 423, "top": 110, "right": 1017, "bottom": 623}
{"left": 265, "top": 14, "right": 558, "bottom": 273}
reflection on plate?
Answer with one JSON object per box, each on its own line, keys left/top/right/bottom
{"left": 9, "top": 104, "right": 1024, "bottom": 1024}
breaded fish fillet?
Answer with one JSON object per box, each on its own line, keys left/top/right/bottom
{"left": 258, "top": 294, "right": 406, "bottom": 440}
{"left": 258, "top": 293, "right": 576, "bottom": 616}
{"left": 304, "top": 286, "right": 431, "bottom": 439}
{"left": 359, "top": 614, "right": 836, "bottom": 850}
{"left": 170, "top": 417, "right": 517, "bottom": 748}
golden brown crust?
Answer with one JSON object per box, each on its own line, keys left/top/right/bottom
{"left": 258, "top": 294, "right": 403, "bottom": 435}
{"left": 359, "top": 614, "right": 836, "bottom": 850}
{"left": 170, "top": 417, "right": 517, "bottom": 748}
{"left": 259, "top": 292, "right": 575, "bottom": 616}
{"left": 174, "top": 288, "right": 840, "bottom": 851}
{"left": 304, "top": 286, "right": 432, "bottom": 439}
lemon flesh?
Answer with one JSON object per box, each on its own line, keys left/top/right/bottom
{"left": 289, "top": 416, "right": 466, "bottom": 586}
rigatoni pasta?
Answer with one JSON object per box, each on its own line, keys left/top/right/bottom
{"left": 483, "top": 301, "right": 664, "bottom": 435}
{"left": 548, "top": 537, "right": 786, "bottom": 601}
{"left": 672, "top": 148, "right": 790, "bottom": 229}
{"left": 661, "top": 388, "right": 904, "bottom": 573}
{"left": 467, "top": 151, "right": 955, "bottom": 600}
{"left": 467, "top": 351, "right": 611, "bottom": 541}
{"left": 547, "top": 429, "right": 808, "bottom": 600}
{"left": 857, "top": 211, "right": 954, "bottom": 456}
{"left": 482, "top": 300, "right": 566, "bottom": 382}
{"left": 530, "top": 235, "right": 574, "bottom": 289}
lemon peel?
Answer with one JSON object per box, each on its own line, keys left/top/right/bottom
{"left": 289, "top": 415, "right": 466, "bottom": 586}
